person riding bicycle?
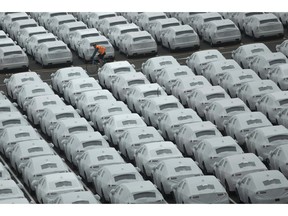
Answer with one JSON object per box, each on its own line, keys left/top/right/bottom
{"left": 90, "top": 43, "right": 106, "bottom": 66}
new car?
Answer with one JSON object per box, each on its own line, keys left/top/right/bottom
{"left": 17, "top": 26, "right": 47, "bottom": 48}
{"left": 37, "top": 12, "right": 69, "bottom": 28}
{"left": 54, "top": 191, "right": 100, "bottom": 204}
{"left": 136, "top": 12, "right": 167, "bottom": 31}
{"left": 57, "top": 21, "right": 88, "bottom": 45}
{"left": 86, "top": 12, "right": 117, "bottom": 29}
{"left": 98, "top": 16, "right": 128, "bottom": 36}
{"left": 46, "top": 14, "right": 77, "bottom": 35}
{"left": 0, "top": 46, "right": 28, "bottom": 71}
{"left": 276, "top": 39, "right": 288, "bottom": 58}
{"left": 1, "top": 12, "right": 29, "bottom": 32}
{"left": 0, "top": 112, "right": 29, "bottom": 135}
{"left": 231, "top": 12, "right": 265, "bottom": 30}
{"left": 0, "top": 162, "right": 11, "bottom": 180}
{"left": 268, "top": 145, "right": 288, "bottom": 178}
{"left": 276, "top": 107, "right": 288, "bottom": 127}
{"left": 68, "top": 28, "right": 100, "bottom": 51}
{"left": 268, "top": 63, "right": 288, "bottom": 90}
{"left": 0, "top": 100, "right": 18, "bottom": 114}
{"left": 9, "top": 19, "right": 38, "bottom": 40}
{"left": 0, "top": 180, "right": 27, "bottom": 202}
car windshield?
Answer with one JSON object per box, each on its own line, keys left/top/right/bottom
{"left": 217, "top": 24, "right": 236, "bottom": 31}
{"left": 114, "top": 67, "right": 131, "bottom": 73}
{"left": 251, "top": 48, "right": 265, "bottom": 54}
{"left": 0, "top": 35, "right": 7, "bottom": 39}
{"left": 94, "top": 95, "right": 108, "bottom": 101}
{"left": 263, "top": 179, "right": 281, "bottom": 186}
{"left": 122, "top": 120, "right": 137, "bottom": 126}
{"left": 133, "top": 192, "right": 156, "bottom": 200}
{"left": 162, "top": 23, "right": 179, "bottom": 29}
{"left": 176, "top": 30, "right": 194, "bottom": 36}
{"left": 55, "top": 181, "right": 72, "bottom": 187}
{"left": 258, "top": 86, "right": 273, "bottom": 91}
{"left": 205, "top": 55, "right": 218, "bottom": 60}
{"left": 215, "top": 146, "right": 237, "bottom": 154}
{"left": 268, "top": 135, "right": 288, "bottom": 143}
{"left": 32, "top": 88, "right": 45, "bottom": 94}
{"left": 114, "top": 174, "right": 136, "bottom": 182}
{"left": 82, "top": 140, "right": 103, "bottom": 148}
{"left": 269, "top": 59, "right": 286, "bottom": 66}
{"left": 190, "top": 81, "right": 204, "bottom": 87}
{"left": 159, "top": 61, "right": 173, "bottom": 66}
{"left": 56, "top": 113, "right": 74, "bottom": 119}
{"left": 174, "top": 166, "right": 192, "bottom": 172}
{"left": 246, "top": 119, "right": 262, "bottom": 125}
{"left": 246, "top": 12, "right": 263, "bottom": 17}
{"left": 48, "top": 46, "right": 67, "bottom": 52}
{"left": 2, "top": 119, "right": 21, "bottom": 126}
{"left": 197, "top": 184, "right": 215, "bottom": 191}
{"left": 51, "top": 12, "right": 67, "bottom": 17}
{"left": 149, "top": 15, "right": 166, "bottom": 21}
{"left": 143, "top": 90, "right": 162, "bottom": 97}
{"left": 28, "top": 147, "right": 44, "bottom": 153}
{"left": 21, "top": 77, "right": 34, "bottom": 82}
{"left": 133, "top": 36, "right": 152, "bottom": 42}
{"left": 0, "top": 107, "right": 10, "bottom": 112}
{"left": 238, "top": 161, "right": 256, "bottom": 168}
{"left": 68, "top": 126, "right": 88, "bottom": 133}
{"left": 41, "top": 163, "right": 57, "bottom": 169}
{"left": 15, "top": 132, "right": 30, "bottom": 138}
{"left": 239, "top": 74, "right": 253, "bottom": 80}
{"left": 156, "top": 149, "right": 173, "bottom": 155}
{"left": 195, "top": 130, "right": 216, "bottom": 137}
{"left": 260, "top": 19, "right": 278, "bottom": 24}
{"left": 29, "top": 32, "right": 46, "bottom": 37}
{"left": 128, "top": 80, "right": 145, "bottom": 86}
{"left": 159, "top": 103, "right": 179, "bottom": 110}
{"left": 80, "top": 83, "right": 93, "bottom": 88}
{"left": 82, "top": 33, "right": 99, "bottom": 38}
{"left": 138, "top": 133, "right": 154, "bottom": 139}
{"left": 69, "top": 26, "right": 87, "bottom": 32}
{"left": 110, "top": 21, "right": 127, "bottom": 26}
{"left": 0, "top": 189, "right": 13, "bottom": 195}
{"left": 221, "top": 65, "right": 235, "bottom": 70}
{"left": 206, "top": 93, "right": 225, "bottom": 100}
{"left": 178, "top": 115, "right": 192, "bottom": 121}
{"left": 43, "top": 101, "right": 57, "bottom": 106}
{"left": 99, "top": 14, "right": 116, "bottom": 19}
{"left": 4, "top": 51, "right": 22, "bottom": 56}
{"left": 38, "top": 38, "right": 56, "bottom": 43}
{"left": 121, "top": 28, "right": 139, "bottom": 34}
{"left": 204, "top": 17, "right": 222, "bottom": 23}
{"left": 108, "top": 107, "right": 122, "bottom": 113}
{"left": 68, "top": 72, "right": 81, "bottom": 77}
{"left": 226, "top": 106, "right": 245, "bottom": 113}
{"left": 0, "top": 43, "right": 14, "bottom": 47}
{"left": 174, "top": 71, "right": 188, "bottom": 76}
{"left": 20, "top": 24, "right": 37, "bottom": 29}
{"left": 97, "top": 155, "right": 113, "bottom": 161}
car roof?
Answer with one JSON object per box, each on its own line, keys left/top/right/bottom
{"left": 266, "top": 91, "right": 288, "bottom": 101}
{"left": 255, "top": 52, "right": 286, "bottom": 61}
{"left": 176, "top": 75, "right": 210, "bottom": 85}
{"left": 131, "top": 83, "right": 163, "bottom": 92}
{"left": 208, "top": 19, "right": 235, "bottom": 26}
{"left": 113, "top": 23, "right": 139, "bottom": 30}
{"left": 12, "top": 19, "right": 37, "bottom": 25}
{"left": 183, "top": 121, "right": 217, "bottom": 132}
{"left": 223, "top": 153, "right": 266, "bottom": 169}
{"left": 61, "top": 21, "right": 86, "bottom": 28}
{"left": 0, "top": 45, "right": 23, "bottom": 52}
{"left": 100, "top": 163, "right": 137, "bottom": 175}
{"left": 277, "top": 63, "right": 288, "bottom": 71}
{"left": 84, "top": 36, "right": 108, "bottom": 43}
{"left": 120, "top": 181, "right": 156, "bottom": 193}
{"left": 252, "top": 13, "right": 278, "bottom": 21}
{"left": 95, "top": 100, "right": 127, "bottom": 111}
{"left": 238, "top": 42, "right": 269, "bottom": 50}
{"left": 55, "top": 66, "right": 87, "bottom": 74}
{"left": 122, "top": 126, "right": 163, "bottom": 143}
{"left": 159, "top": 158, "right": 201, "bottom": 176}
{"left": 146, "top": 55, "right": 177, "bottom": 63}
{"left": 192, "top": 49, "right": 223, "bottom": 59}
{"left": 253, "top": 125, "right": 288, "bottom": 137}
{"left": 212, "top": 98, "right": 246, "bottom": 108}
{"left": 196, "top": 12, "right": 222, "bottom": 19}
{"left": 57, "top": 117, "right": 88, "bottom": 127}
{"left": 193, "top": 86, "right": 227, "bottom": 95}
{"left": 116, "top": 72, "right": 146, "bottom": 81}
{"left": 30, "top": 33, "right": 55, "bottom": 40}
{"left": 161, "top": 65, "right": 192, "bottom": 73}
{"left": 143, "top": 141, "right": 176, "bottom": 151}
{"left": 51, "top": 14, "right": 75, "bottom": 21}
{"left": 41, "top": 172, "right": 79, "bottom": 183}
{"left": 0, "top": 38, "right": 15, "bottom": 43}
{"left": 223, "top": 69, "right": 259, "bottom": 79}
{"left": 20, "top": 82, "right": 51, "bottom": 92}
{"left": 142, "top": 12, "right": 166, "bottom": 18}
{"left": 0, "top": 180, "right": 22, "bottom": 190}
{"left": 5, "top": 12, "right": 28, "bottom": 18}
{"left": 104, "top": 60, "right": 132, "bottom": 69}
{"left": 200, "top": 136, "right": 239, "bottom": 148}
{"left": 69, "top": 131, "right": 104, "bottom": 142}
{"left": 102, "top": 16, "right": 126, "bottom": 23}
{"left": 125, "top": 31, "right": 152, "bottom": 38}
{"left": 109, "top": 113, "right": 142, "bottom": 121}
{"left": 41, "top": 41, "right": 67, "bottom": 48}
{"left": 243, "top": 80, "right": 279, "bottom": 90}
{"left": 27, "top": 155, "right": 66, "bottom": 172}
{"left": 68, "top": 77, "right": 96, "bottom": 84}
{"left": 231, "top": 111, "right": 268, "bottom": 121}
{"left": 207, "top": 59, "right": 239, "bottom": 69}
{"left": 43, "top": 105, "right": 76, "bottom": 115}
{"left": 162, "top": 108, "right": 201, "bottom": 123}
{"left": 0, "top": 111, "right": 24, "bottom": 122}
{"left": 30, "top": 94, "right": 61, "bottom": 103}
{"left": 13, "top": 139, "right": 52, "bottom": 153}
{"left": 80, "top": 89, "right": 112, "bottom": 97}
{"left": 85, "top": 147, "right": 121, "bottom": 158}
{"left": 74, "top": 28, "right": 99, "bottom": 35}
{"left": 145, "top": 95, "right": 180, "bottom": 105}
{"left": 168, "top": 24, "right": 194, "bottom": 32}
{"left": 152, "top": 17, "right": 178, "bottom": 24}
{"left": 21, "top": 26, "right": 46, "bottom": 33}
{"left": 3, "top": 125, "right": 37, "bottom": 136}
{"left": 56, "top": 191, "right": 98, "bottom": 203}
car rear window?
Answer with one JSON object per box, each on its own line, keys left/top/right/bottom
{"left": 95, "top": 41, "right": 109, "bottom": 46}
{"left": 178, "top": 115, "right": 192, "bottom": 121}
{"left": 0, "top": 35, "right": 6, "bottom": 39}
{"left": 226, "top": 106, "right": 245, "bottom": 113}
{"left": 239, "top": 74, "right": 253, "bottom": 80}
{"left": 246, "top": 12, "right": 264, "bottom": 17}
{"left": 279, "top": 99, "right": 288, "bottom": 106}
{"left": 82, "top": 33, "right": 99, "bottom": 38}
{"left": 55, "top": 181, "right": 72, "bottom": 187}
{"left": 190, "top": 81, "right": 204, "bottom": 87}
{"left": 21, "top": 77, "right": 34, "bottom": 82}
{"left": 156, "top": 149, "right": 172, "bottom": 155}
{"left": 94, "top": 95, "right": 108, "bottom": 101}
{"left": 204, "top": 17, "right": 222, "bottom": 23}
{"left": 32, "top": 88, "right": 45, "bottom": 94}
{"left": 41, "top": 163, "right": 57, "bottom": 169}
{"left": 121, "top": 28, "right": 139, "bottom": 34}
{"left": 175, "top": 30, "right": 194, "bottom": 36}
{"left": 174, "top": 71, "right": 188, "bottom": 76}
{"left": 197, "top": 184, "right": 215, "bottom": 191}
{"left": 108, "top": 107, "right": 122, "bottom": 113}
{"left": 110, "top": 21, "right": 127, "bottom": 26}
{"left": 217, "top": 24, "right": 236, "bottom": 30}
{"left": 4, "top": 51, "right": 22, "bottom": 56}
{"left": 246, "top": 119, "right": 262, "bottom": 125}
{"left": 143, "top": 90, "right": 162, "bottom": 97}
{"left": 59, "top": 19, "right": 75, "bottom": 25}
{"left": 99, "top": 14, "right": 116, "bottom": 19}
{"left": 122, "top": 120, "right": 137, "bottom": 126}
{"left": 43, "top": 101, "right": 57, "bottom": 106}
{"left": 97, "top": 155, "right": 113, "bottom": 161}
{"left": 0, "top": 43, "right": 15, "bottom": 47}
{"left": 15, "top": 132, "right": 30, "bottom": 138}
{"left": 159, "top": 103, "right": 179, "bottom": 110}
{"left": 0, "top": 107, "right": 10, "bottom": 112}
{"left": 68, "top": 72, "right": 81, "bottom": 77}
{"left": 38, "top": 38, "right": 56, "bottom": 43}
{"left": 29, "top": 31, "right": 47, "bottom": 37}
{"left": 28, "top": 147, "right": 44, "bottom": 153}
{"left": 162, "top": 23, "right": 180, "bottom": 29}
{"left": 114, "top": 67, "right": 131, "bottom": 73}
{"left": 269, "top": 59, "right": 286, "bottom": 66}
{"left": 20, "top": 24, "right": 37, "bottom": 29}
{"left": 68, "top": 126, "right": 88, "bottom": 133}
{"left": 69, "top": 26, "right": 87, "bottom": 32}
{"left": 2, "top": 119, "right": 21, "bottom": 126}
{"left": 221, "top": 65, "right": 235, "bottom": 70}
{"left": 149, "top": 15, "right": 166, "bottom": 21}
{"left": 56, "top": 113, "right": 74, "bottom": 119}
{"left": 174, "top": 166, "right": 192, "bottom": 172}
{"left": 205, "top": 55, "right": 218, "bottom": 60}
{"left": 216, "top": 146, "right": 237, "bottom": 154}
{"left": 206, "top": 93, "right": 225, "bottom": 100}
{"left": 114, "top": 174, "right": 136, "bottom": 182}
{"left": 268, "top": 135, "right": 288, "bottom": 143}
{"left": 238, "top": 161, "right": 256, "bottom": 168}
{"left": 80, "top": 83, "right": 93, "bottom": 88}
{"left": 263, "top": 179, "right": 281, "bottom": 186}
{"left": 82, "top": 140, "right": 103, "bottom": 148}
{"left": 159, "top": 61, "right": 173, "bottom": 66}
{"left": 260, "top": 19, "right": 278, "bottom": 24}
{"left": 133, "top": 36, "right": 152, "bottom": 42}
{"left": 72, "top": 200, "right": 90, "bottom": 204}
{"left": 258, "top": 86, "right": 273, "bottom": 91}
{"left": 133, "top": 192, "right": 156, "bottom": 200}
{"left": 0, "top": 189, "right": 13, "bottom": 194}
{"left": 251, "top": 48, "right": 265, "bottom": 54}
{"left": 48, "top": 46, "right": 67, "bottom": 52}
{"left": 51, "top": 12, "right": 67, "bottom": 17}
{"left": 12, "top": 17, "right": 28, "bottom": 22}
{"left": 195, "top": 130, "right": 216, "bottom": 137}
{"left": 138, "top": 133, "right": 154, "bottom": 139}
{"left": 128, "top": 80, "right": 146, "bottom": 86}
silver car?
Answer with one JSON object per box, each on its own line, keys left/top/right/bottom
{"left": 98, "top": 16, "right": 128, "bottom": 36}
{"left": 0, "top": 100, "right": 18, "bottom": 114}
{"left": 56, "top": 21, "right": 87, "bottom": 45}
{"left": 86, "top": 12, "right": 117, "bottom": 28}
{"left": 0, "top": 46, "right": 28, "bottom": 71}
{"left": 136, "top": 12, "right": 167, "bottom": 31}
{"left": 1, "top": 12, "right": 29, "bottom": 32}
{"left": 276, "top": 107, "right": 288, "bottom": 127}
{"left": 177, "top": 12, "right": 206, "bottom": 25}
{"left": 68, "top": 28, "right": 100, "bottom": 51}
{"left": 0, "top": 180, "right": 27, "bottom": 203}
{"left": 0, "top": 112, "right": 29, "bottom": 134}
{"left": 231, "top": 12, "right": 265, "bottom": 30}
{"left": 37, "top": 12, "right": 68, "bottom": 28}
{"left": 276, "top": 39, "right": 288, "bottom": 58}
{"left": 268, "top": 63, "right": 288, "bottom": 90}
{"left": 17, "top": 26, "right": 47, "bottom": 48}
{"left": 0, "top": 38, "right": 16, "bottom": 48}
{"left": 268, "top": 145, "right": 288, "bottom": 178}
{"left": 46, "top": 14, "right": 77, "bottom": 35}
{"left": 9, "top": 19, "right": 38, "bottom": 41}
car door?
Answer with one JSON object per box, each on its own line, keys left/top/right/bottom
{"left": 237, "top": 177, "right": 248, "bottom": 202}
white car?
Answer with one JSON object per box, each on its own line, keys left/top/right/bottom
{"left": 63, "top": 77, "right": 102, "bottom": 106}
{"left": 90, "top": 100, "right": 131, "bottom": 132}
{"left": 107, "top": 23, "right": 140, "bottom": 47}
{"left": 34, "top": 41, "right": 73, "bottom": 67}
{"left": 94, "top": 163, "right": 143, "bottom": 202}
{"left": 110, "top": 72, "right": 150, "bottom": 102}
{"left": 224, "top": 112, "right": 272, "bottom": 146}
{"left": 25, "top": 33, "right": 58, "bottom": 57}
{"left": 0, "top": 38, "right": 15, "bottom": 48}
{"left": 50, "top": 66, "right": 89, "bottom": 95}
{"left": 4, "top": 71, "right": 43, "bottom": 101}
{"left": 1, "top": 12, "right": 29, "bottom": 32}
{"left": 16, "top": 82, "right": 54, "bottom": 111}
{"left": 158, "top": 108, "right": 202, "bottom": 141}
{"left": 0, "top": 100, "right": 18, "bottom": 114}
{"left": 276, "top": 39, "right": 288, "bottom": 58}
{"left": 201, "top": 19, "right": 241, "bottom": 46}
{"left": 214, "top": 153, "right": 267, "bottom": 192}
{"left": 23, "top": 155, "right": 69, "bottom": 191}
{"left": 156, "top": 65, "right": 195, "bottom": 94}
{"left": 0, "top": 30, "right": 8, "bottom": 39}
{"left": 118, "top": 31, "right": 157, "bottom": 57}
{"left": 202, "top": 59, "right": 241, "bottom": 85}
{"left": 273, "top": 12, "right": 288, "bottom": 25}
{"left": 219, "top": 69, "right": 261, "bottom": 97}
{"left": 135, "top": 141, "right": 183, "bottom": 177}
{"left": 231, "top": 12, "right": 265, "bottom": 30}
{"left": 54, "top": 191, "right": 100, "bottom": 204}
{"left": 160, "top": 25, "right": 200, "bottom": 51}
{"left": 17, "top": 26, "right": 47, "bottom": 48}
{"left": 0, "top": 12, "right": 18, "bottom": 28}
{"left": 46, "top": 14, "right": 77, "bottom": 35}
{"left": 189, "top": 12, "right": 223, "bottom": 36}
{"left": 64, "top": 131, "right": 109, "bottom": 166}
{"left": 26, "top": 94, "right": 65, "bottom": 125}
{"left": 50, "top": 118, "right": 94, "bottom": 151}
{"left": 236, "top": 170, "right": 288, "bottom": 203}
{"left": 171, "top": 75, "right": 212, "bottom": 106}
{"left": 276, "top": 108, "right": 288, "bottom": 127}
{"left": 268, "top": 64, "right": 288, "bottom": 90}
{"left": 9, "top": 19, "right": 38, "bottom": 40}
{"left": 57, "top": 21, "right": 87, "bottom": 45}
{"left": 124, "top": 12, "right": 143, "bottom": 23}
{"left": 186, "top": 49, "right": 225, "bottom": 75}
{"left": 103, "top": 113, "right": 147, "bottom": 146}
{"left": 35, "top": 172, "right": 84, "bottom": 204}
{"left": 109, "top": 180, "right": 166, "bottom": 204}
{"left": 141, "top": 55, "right": 180, "bottom": 82}
{"left": 0, "top": 46, "right": 28, "bottom": 71}
{"left": 0, "top": 162, "right": 11, "bottom": 180}
{"left": 39, "top": 105, "right": 80, "bottom": 137}
{"left": 193, "top": 136, "right": 244, "bottom": 174}
{"left": 231, "top": 43, "right": 272, "bottom": 69}
{"left": 10, "top": 140, "right": 54, "bottom": 174}
{"left": 77, "top": 36, "right": 115, "bottom": 61}
{"left": 249, "top": 52, "right": 287, "bottom": 79}
{"left": 268, "top": 145, "right": 288, "bottom": 178}
{"left": 187, "top": 86, "right": 230, "bottom": 117}
{"left": 237, "top": 80, "right": 281, "bottom": 110}
{"left": 78, "top": 148, "right": 125, "bottom": 183}
{"left": 175, "top": 121, "right": 222, "bottom": 156}
{"left": 118, "top": 126, "right": 164, "bottom": 161}
{"left": 0, "top": 125, "right": 41, "bottom": 158}
{"left": 68, "top": 28, "right": 100, "bottom": 51}
{"left": 76, "top": 89, "right": 116, "bottom": 119}
{"left": 136, "top": 12, "right": 167, "bottom": 31}
{"left": 37, "top": 12, "right": 68, "bottom": 28}
{"left": 86, "top": 12, "right": 117, "bottom": 29}
{"left": 0, "top": 92, "right": 8, "bottom": 101}
{"left": 0, "top": 112, "right": 29, "bottom": 134}
{"left": 177, "top": 12, "right": 205, "bottom": 24}
{"left": 152, "top": 158, "right": 203, "bottom": 195}
{"left": 141, "top": 95, "right": 184, "bottom": 128}
{"left": 0, "top": 180, "right": 27, "bottom": 203}
{"left": 244, "top": 14, "right": 284, "bottom": 39}
{"left": 256, "top": 91, "right": 288, "bottom": 123}
{"left": 98, "top": 16, "right": 128, "bottom": 36}
{"left": 98, "top": 60, "right": 136, "bottom": 89}
{"left": 204, "top": 98, "right": 251, "bottom": 131}
{"left": 246, "top": 125, "right": 288, "bottom": 161}
{"left": 173, "top": 175, "right": 229, "bottom": 204}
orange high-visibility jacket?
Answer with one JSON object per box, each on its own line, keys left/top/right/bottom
{"left": 95, "top": 45, "right": 106, "bottom": 55}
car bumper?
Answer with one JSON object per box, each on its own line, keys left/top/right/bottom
{"left": 129, "top": 47, "right": 157, "bottom": 56}
{"left": 0, "top": 61, "right": 29, "bottom": 70}
{"left": 171, "top": 41, "right": 200, "bottom": 49}
{"left": 43, "top": 57, "right": 72, "bottom": 65}
{"left": 213, "top": 36, "right": 241, "bottom": 44}
{"left": 254, "top": 29, "right": 284, "bottom": 38}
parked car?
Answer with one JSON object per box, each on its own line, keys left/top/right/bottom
{"left": 219, "top": 69, "right": 261, "bottom": 97}
{"left": 232, "top": 43, "right": 272, "bottom": 69}
{"left": 0, "top": 38, "right": 16, "bottom": 48}
{"left": 231, "top": 12, "right": 265, "bottom": 30}
{"left": 177, "top": 12, "right": 206, "bottom": 25}
{"left": 124, "top": 12, "right": 143, "bottom": 23}
{"left": 0, "top": 30, "right": 8, "bottom": 39}
{"left": 187, "top": 86, "right": 230, "bottom": 117}
{"left": 135, "top": 141, "right": 183, "bottom": 177}
{"left": 268, "top": 145, "right": 288, "bottom": 178}
{"left": 141, "top": 55, "right": 180, "bottom": 82}
{"left": 237, "top": 80, "right": 281, "bottom": 110}
{"left": 276, "top": 39, "right": 288, "bottom": 58}
{"left": 17, "top": 26, "right": 47, "bottom": 48}
{"left": 1, "top": 12, "right": 29, "bottom": 32}
{"left": 47, "top": 14, "right": 77, "bottom": 35}
{"left": 204, "top": 98, "right": 251, "bottom": 131}
{"left": 193, "top": 136, "right": 243, "bottom": 174}
{"left": 0, "top": 92, "right": 8, "bottom": 101}
{"left": 246, "top": 125, "right": 288, "bottom": 161}
{"left": 268, "top": 63, "right": 288, "bottom": 90}
{"left": 160, "top": 25, "right": 200, "bottom": 51}
{"left": 0, "top": 12, "right": 19, "bottom": 28}
{"left": 158, "top": 108, "right": 202, "bottom": 141}
{"left": 186, "top": 49, "right": 225, "bottom": 75}
{"left": 236, "top": 170, "right": 288, "bottom": 203}
{"left": 68, "top": 28, "right": 100, "bottom": 51}
{"left": 136, "top": 12, "right": 167, "bottom": 31}
{"left": 37, "top": 12, "right": 69, "bottom": 28}
{"left": 214, "top": 153, "right": 267, "bottom": 192}
{"left": 173, "top": 175, "right": 229, "bottom": 204}
{"left": 153, "top": 158, "right": 203, "bottom": 195}
{"left": 64, "top": 131, "right": 109, "bottom": 166}
{"left": 57, "top": 21, "right": 87, "bottom": 45}
{"left": 0, "top": 180, "right": 27, "bottom": 202}
{"left": 243, "top": 13, "right": 284, "bottom": 39}
{"left": 86, "top": 12, "right": 117, "bottom": 29}
{"left": 0, "top": 112, "right": 29, "bottom": 134}
{"left": 98, "top": 16, "right": 128, "bottom": 36}
{"left": 202, "top": 19, "right": 241, "bottom": 46}
{"left": 9, "top": 19, "right": 38, "bottom": 40}
{"left": 54, "top": 190, "right": 100, "bottom": 204}
{"left": 39, "top": 105, "right": 80, "bottom": 137}
{"left": 35, "top": 172, "right": 84, "bottom": 204}
{"left": 249, "top": 52, "right": 287, "bottom": 79}
{"left": 0, "top": 100, "right": 18, "bottom": 114}
{"left": 175, "top": 121, "right": 222, "bottom": 156}
{"left": 224, "top": 112, "right": 272, "bottom": 146}
{"left": 273, "top": 12, "right": 288, "bottom": 25}
{"left": 0, "top": 162, "right": 11, "bottom": 180}
{"left": 94, "top": 163, "right": 143, "bottom": 202}
{"left": 78, "top": 147, "right": 125, "bottom": 183}
{"left": 0, "top": 46, "right": 28, "bottom": 71}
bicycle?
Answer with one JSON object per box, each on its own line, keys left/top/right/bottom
{"left": 85, "top": 55, "right": 107, "bottom": 74}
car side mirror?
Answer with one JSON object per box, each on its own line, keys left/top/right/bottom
{"left": 110, "top": 189, "right": 116, "bottom": 195}
{"left": 94, "top": 194, "right": 101, "bottom": 201}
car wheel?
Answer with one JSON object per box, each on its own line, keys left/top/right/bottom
{"left": 41, "top": 199, "right": 44, "bottom": 204}
{"left": 41, "top": 58, "right": 44, "bottom": 67}
{"left": 168, "top": 42, "right": 172, "bottom": 51}
{"left": 252, "top": 31, "right": 256, "bottom": 39}
{"left": 183, "top": 145, "right": 188, "bottom": 156}
{"left": 101, "top": 189, "right": 106, "bottom": 202}
{"left": 275, "top": 118, "right": 279, "bottom": 125}
{"left": 125, "top": 149, "right": 130, "bottom": 160}
{"left": 245, "top": 100, "right": 250, "bottom": 108}
{"left": 202, "top": 162, "right": 208, "bottom": 174}
{"left": 148, "top": 117, "right": 152, "bottom": 126}
{"left": 255, "top": 150, "right": 259, "bottom": 156}
{"left": 227, "top": 89, "right": 231, "bottom": 96}
{"left": 235, "top": 188, "right": 240, "bottom": 199}
{"left": 240, "top": 62, "right": 244, "bottom": 69}
{"left": 161, "top": 183, "right": 165, "bottom": 194}
{"left": 209, "top": 37, "right": 213, "bottom": 46}
{"left": 84, "top": 172, "right": 89, "bottom": 182}
{"left": 142, "top": 166, "right": 147, "bottom": 178}
{"left": 132, "top": 104, "right": 136, "bottom": 112}
{"left": 225, "top": 180, "right": 230, "bottom": 193}
{"left": 165, "top": 131, "right": 169, "bottom": 140}
{"left": 125, "top": 48, "right": 129, "bottom": 58}
{"left": 277, "top": 82, "right": 281, "bottom": 88}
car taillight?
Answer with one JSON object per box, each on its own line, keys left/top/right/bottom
{"left": 192, "top": 195, "right": 199, "bottom": 199}
{"left": 256, "top": 191, "right": 266, "bottom": 195}
{"left": 217, "top": 193, "right": 225, "bottom": 196}
{"left": 232, "top": 173, "right": 241, "bottom": 177}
